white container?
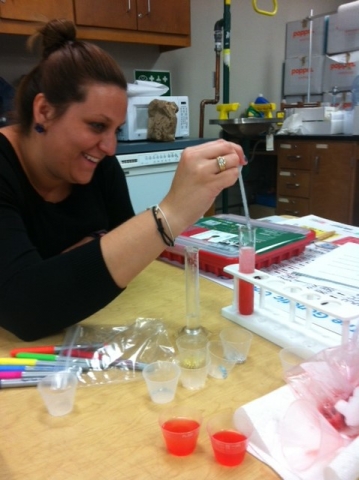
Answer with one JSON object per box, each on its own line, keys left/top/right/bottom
{"left": 327, "top": 13, "right": 359, "bottom": 55}
{"left": 285, "top": 17, "right": 327, "bottom": 58}
{"left": 301, "top": 118, "right": 344, "bottom": 135}
{"left": 322, "top": 56, "right": 359, "bottom": 93}
{"left": 295, "top": 106, "right": 336, "bottom": 121}
{"left": 283, "top": 56, "right": 325, "bottom": 96}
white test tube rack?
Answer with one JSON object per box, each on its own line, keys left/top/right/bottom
{"left": 221, "top": 264, "right": 359, "bottom": 353}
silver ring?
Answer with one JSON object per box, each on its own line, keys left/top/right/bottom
{"left": 216, "top": 156, "right": 226, "bottom": 172}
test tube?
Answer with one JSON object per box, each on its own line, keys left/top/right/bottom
{"left": 184, "top": 246, "right": 201, "bottom": 334}
{"left": 238, "top": 226, "right": 256, "bottom": 315}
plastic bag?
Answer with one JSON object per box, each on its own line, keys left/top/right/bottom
{"left": 57, "top": 318, "right": 176, "bottom": 386}
{"left": 285, "top": 335, "right": 359, "bottom": 438}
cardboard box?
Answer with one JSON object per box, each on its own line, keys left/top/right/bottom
{"left": 285, "top": 17, "right": 327, "bottom": 58}
{"left": 283, "top": 56, "right": 324, "bottom": 96}
{"left": 322, "top": 56, "right": 359, "bottom": 92}
{"left": 327, "top": 13, "right": 359, "bottom": 55}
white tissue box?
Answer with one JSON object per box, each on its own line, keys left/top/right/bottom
{"left": 327, "top": 13, "right": 359, "bottom": 55}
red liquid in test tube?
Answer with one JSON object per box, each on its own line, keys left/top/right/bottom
{"left": 238, "top": 226, "right": 256, "bottom": 315}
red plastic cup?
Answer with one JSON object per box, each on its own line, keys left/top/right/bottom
{"left": 159, "top": 405, "right": 202, "bottom": 456}
{"left": 207, "top": 411, "right": 253, "bottom": 466}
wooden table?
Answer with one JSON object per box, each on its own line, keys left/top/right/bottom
{"left": 0, "top": 260, "right": 282, "bottom": 480}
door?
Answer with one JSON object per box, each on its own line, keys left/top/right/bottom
{"left": 74, "top": 0, "right": 137, "bottom": 30}
{"left": 0, "top": 0, "right": 73, "bottom": 22}
{"left": 310, "top": 142, "right": 356, "bottom": 224}
{"left": 137, "top": 0, "right": 190, "bottom": 35}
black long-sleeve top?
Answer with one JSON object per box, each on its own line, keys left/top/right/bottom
{"left": 0, "top": 133, "right": 135, "bottom": 341}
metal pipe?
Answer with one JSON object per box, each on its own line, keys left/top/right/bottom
{"left": 198, "top": 20, "right": 223, "bottom": 138}
{"left": 199, "top": 52, "right": 221, "bottom": 138}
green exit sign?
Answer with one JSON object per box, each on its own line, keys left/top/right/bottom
{"left": 134, "top": 70, "right": 171, "bottom": 96}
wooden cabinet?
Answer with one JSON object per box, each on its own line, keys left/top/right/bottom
{"left": 74, "top": 0, "right": 190, "bottom": 36}
{"left": 0, "top": 0, "right": 191, "bottom": 49}
{"left": 0, "top": 1, "right": 74, "bottom": 36}
{"left": 276, "top": 139, "right": 359, "bottom": 225}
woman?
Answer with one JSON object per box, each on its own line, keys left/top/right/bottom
{"left": 0, "top": 19, "right": 245, "bottom": 341}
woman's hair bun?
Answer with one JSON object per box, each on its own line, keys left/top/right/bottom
{"left": 29, "top": 19, "right": 77, "bottom": 59}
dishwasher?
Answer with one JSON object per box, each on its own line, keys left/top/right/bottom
{"left": 116, "top": 138, "right": 212, "bottom": 214}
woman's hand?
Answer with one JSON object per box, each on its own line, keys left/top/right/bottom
{"left": 160, "top": 139, "right": 246, "bottom": 233}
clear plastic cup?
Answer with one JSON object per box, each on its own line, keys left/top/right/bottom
{"left": 207, "top": 341, "right": 236, "bottom": 379}
{"left": 176, "top": 352, "right": 209, "bottom": 390}
{"left": 142, "top": 361, "right": 180, "bottom": 404}
{"left": 159, "top": 405, "right": 203, "bottom": 456}
{"left": 207, "top": 411, "right": 253, "bottom": 466}
{"left": 279, "top": 346, "right": 313, "bottom": 374}
{"left": 37, "top": 370, "right": 78, "bottom": 417}
{"left": 220, "top": 326, "right": 253, "bottom": 364}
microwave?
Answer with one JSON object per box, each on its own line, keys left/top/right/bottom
{"left": 118, "top": 95, "right": 190, "bottom": 141}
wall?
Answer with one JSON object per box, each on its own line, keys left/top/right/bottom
{"left": 0, "top": 0, "right": 351, "bottom": 138}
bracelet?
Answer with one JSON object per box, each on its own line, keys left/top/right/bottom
{"left": 149, "top": 205, "right": 175, "bottom": 247}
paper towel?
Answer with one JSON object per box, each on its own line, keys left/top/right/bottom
{"left": 235, "top": 385, "right": 357, "bottom": 480}
{"left": 324, "top": 437, "right": 359, "bottom": 480}
{"left": 127, "top": 80, "right": 169, "bottom": 97}
{"left": 337, "top": 1, "right": 359, "bottom": 31}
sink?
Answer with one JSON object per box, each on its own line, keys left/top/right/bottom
{"left": 209, "top": 117, "right": 282, "bottom": 138}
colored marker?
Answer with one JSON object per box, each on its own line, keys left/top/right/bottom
{"left": 0, "top": 378, "right": 42, "bottom": 388}
{"left": 14, "top": 353, "right": 94, "bottom": 364}
{"left": 10, "top": 343, "right": 104, "bottom": 356}
{"left": 0, "top": 371, "right": 64, "bottom": 380}
{"left": 0, "top": 358, "right": 89, "bottom": 367}
{"left": 0, "top": 365, "right": 68, "bottom": 372}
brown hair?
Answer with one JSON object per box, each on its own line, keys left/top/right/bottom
{"left": 15, "top": 19, "right": 127, "bottom": 133}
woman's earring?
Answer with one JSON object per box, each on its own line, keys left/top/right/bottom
{"left": 34, "top": 123, "right": 45, "bottom": 133}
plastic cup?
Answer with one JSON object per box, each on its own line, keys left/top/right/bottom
{"left": 207, "top": 411, "right": 253, "bottom": 467}
{"left": 176, "top": 352, "right": 209, "bottom": 390}
{"left": 220, "top": 326, "right": 253, "bottom": 364}
{"left": 176, "top": 333, "right": 208, "bottom": 355}
{"left": 207, "top": 341, "right": 236, "bottom": 379}
{"left": 159, "top": 405, "right": 203, "bottom": 456}
{"left": 142, "top": 361, "right": 180, "bottom": 404}
{"left": 279, "top": 346, "right": 313, "bottom": 374}
{"left": 37, "top": 370, "right": 78, "bottom": 417}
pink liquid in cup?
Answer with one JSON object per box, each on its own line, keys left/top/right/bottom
{"left": 210, "top": 430, "right": 248, "bottom": 466}
{"left": 161, "top": 418, "right": 201, "bottom": 456}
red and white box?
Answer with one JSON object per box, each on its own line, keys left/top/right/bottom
{"left": 327, "top": 13, "right": 359, "bottom": 55}
{"left": 285, "top": 17, "right": 327, "bottom": 58}
{"left": 283, "top": 55, "right": 324, "bottom": 96}
{"left": 322, "top": 56, "right": 359, "bottom": 92}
